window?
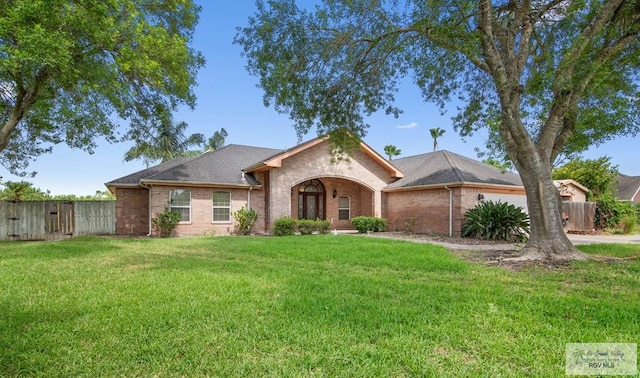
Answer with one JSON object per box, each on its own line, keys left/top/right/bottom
{"left": 338, "top": 196, "right": 350, "bottom": 220}
{"left": 170, "top": 190, "right": 191, "bottom": 223}
{"left": 212, "top": 191, "right": 231, "bottom": 222}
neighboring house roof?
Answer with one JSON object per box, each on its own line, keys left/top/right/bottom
{"left": 553, "top": 179, "right": 589, "bottom": 193}
{"left": 616, "top": 174, "right": 640, "bottom": 201}
{"left": 384, "top": 150, "right": 522, "bottom": 190}
{"left": 106, "top": 144, "right": 283, "bottom": 190}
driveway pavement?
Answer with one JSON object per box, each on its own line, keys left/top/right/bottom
{"left": 567, "top": 233, "right": 640, "bottom": 245}
{"left": 365, "top": 232, "right": 640, "bottom": 251}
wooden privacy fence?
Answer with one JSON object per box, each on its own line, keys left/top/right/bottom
{"left": 562, "top": 201, "right": 596, "bottom": 233}
{"left": 0, "top": 200, "right": 115, "bottom": 241}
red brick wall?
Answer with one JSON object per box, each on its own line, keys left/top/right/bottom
{"left": 148, "top": 185, "right": 266, "bottom": 237}
{"left": 385, "top": 188, "right": 457, "bottom": 235}
{"left": 384, "top": 186, "right": 526, "bottom": 236}
{"left": 115, "top": 187, "right": 149, "bottom": 235}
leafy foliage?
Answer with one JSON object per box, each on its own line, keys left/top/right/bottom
{"left": 0, "top": 180, "right": 114, "bottom": 201}
{"left": 272, "top": 216, "right": 297, "bottom": 236}
{"left": 462, "top": 201, "right": 530, "bottom": 243}
{"left": 594, "top": 194, "right": 638, "bottom": 230}
{"left": 124, "top": 105, "right": 204, "bottom": 167}
{"left": 204, "top": 128, "right": 228, "bottom": 152}
{"left": 272, "top": 217, "right": 331, "bottom": 236}
{"left": 235, "top": 0, "right": 640, "bottom": 257}
{"left": 0, "top": 0, "right": 205, "bottom": 174}
{"left": 553, "top": 157, "right": 619, "bottom": 200}
{"left": 151, "top": 208, "right": 181, "bottom": 238}
{"left": 429, "top": 128, "right": 446, "bottom": 152}
{"left": 232, "top": 207, "right": 258, "bottom": 236}
{"left": 383, "top": 145, "right": 401, "bottom": 160}
{"left": 350, "top": 216, "right": 387, "bottom": 234}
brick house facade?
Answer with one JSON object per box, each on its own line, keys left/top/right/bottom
{"left": 106, "top": 136, "right": 526, "bottom": 237}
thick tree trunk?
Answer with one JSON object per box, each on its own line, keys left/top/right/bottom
{"left": 514, "top": 162, "right": 589, "bottom": 262}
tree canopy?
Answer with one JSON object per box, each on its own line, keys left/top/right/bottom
{"left": 236, "top": 0, "right": 640, "bottom": 260}
{"left": 552, "top": 156, "right": 619, "bottom": 200}
{"left": 124, "top": 105, "right": 204, "bottom": 167}
{"left": 0, "top": 0, "right": 204, "bottom": 173}
{"left": 383, "top": 144, "right": 401, "bottom": 160}
{"left": 429, "top": 127, "right": 446, "bottom": 152}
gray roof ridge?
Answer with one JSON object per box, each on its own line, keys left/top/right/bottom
{"left": 105, "top": 155, "right": 194, "bottom": 185}
{"left": 441, "top": 150, "right": 466, "bottom": 182}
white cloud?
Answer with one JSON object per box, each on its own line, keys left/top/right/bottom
{"left": 396, "top": 122, "right": 418, "bottom": 129}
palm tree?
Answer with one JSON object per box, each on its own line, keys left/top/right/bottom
{"left": 0, "top": 181, "right": 41, "bottom": 201}
{"left": 383, "top": 145, "right": 401, "bottom": 160}
{"left": 429, "top": 127, "right": 446, "bottom": 152}
{"left": 204, "top": 128, "right": 228, "bottom": 151}
{"left": 124, "top": 106, "right": 205, "bottom": 167}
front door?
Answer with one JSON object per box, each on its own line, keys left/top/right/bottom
{"left": 297, "top": 179, "right": 325, "bottom": 220}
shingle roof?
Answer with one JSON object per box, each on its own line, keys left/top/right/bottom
{"left": 106, "top": 144, "right": 283, "bottom": 187}
{"left": 385, "top": 150, "right": 522, "bottom": 189}
{"left": 106, "top": 143, "right": 523, "bottom": 191}
{"left": 105, "top": 156, "right": 194, "bottom": 186}
{"left": 616, "top": 174, "right": 640, "bottom": 201}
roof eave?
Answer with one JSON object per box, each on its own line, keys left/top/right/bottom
{"left": 383, "top": 182, "right": 524, "bottom": 193}
{"left": 140, "top": 179, "right": 261, "bottom": 189}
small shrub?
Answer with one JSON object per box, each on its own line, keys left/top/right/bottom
{"left": 619, "top": 215, "right": 637, "bottom": 235}
{"left": 595, "top": 194, "right": 637, "bottom": 230}
{"left": 151, "top": 208, "right": 181, "bottom": 238}
{"left": 462, "top": 200, "right": 529, "bottom": 242}
{"left": 315, "top": 219, "right": 331, "bottom": 234}
{"left": 297, "top": 219, "right": 315, "bottom": 235}
{"left": 272, "top": 216, "right": 297, "bottom": 236}
{"left": 351, "top": 216, "right": 387, "bottom": 233}
{"left": 233, "top": 207, "right": 258, "bottom": 235}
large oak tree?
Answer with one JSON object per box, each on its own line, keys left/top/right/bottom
{"left": 0, "top": 0, "right": 204, "bottom": 173}
{"left": 235, "top": 0, "right": 640, "bottom": 261}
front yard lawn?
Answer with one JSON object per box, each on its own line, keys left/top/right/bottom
{"left": 1, "top": 235, "right": 638, "bottom": 377}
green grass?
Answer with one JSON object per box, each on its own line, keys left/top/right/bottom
{"left": 1, "top": 236, "right": 639, "bottom": 377}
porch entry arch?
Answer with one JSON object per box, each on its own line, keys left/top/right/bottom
{"left": 297, "top": 179, "right": 325, "bottom": 220}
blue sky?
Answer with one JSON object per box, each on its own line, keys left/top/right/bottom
{"left": 2, "top": 2, "right": 638, "bottom": 195}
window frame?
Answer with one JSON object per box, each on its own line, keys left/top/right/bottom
{"left": 338, "top": 196, "right": 350, "bottom": 220}
{"left": 212, "top": 191, "right": 232, "bottom": 223}
{"left": 170, "top": 189, "right": 191, "bottom": 223}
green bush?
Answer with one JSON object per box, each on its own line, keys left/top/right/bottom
{"left": 297, "top": 219, "right": 315, "bottom": 235}
{"left": 151, "top": 208, "right": 181, "bottom": 238}
{"left": 619, "top": 215, "right": 637, "bottom": 235}
{"left": 595, "top": 194, "right": 637, "bottom": 230}
{"left": 315, "top": 219, "right": 331, "bottom": 234}
{"left": 462, "top": 200, "right": 529, "bottom": 242}
{"left": 351, "top": 216, "right": 387, "bottom": 233}
{"left": 272, "top": 216, "right": 297, "bottom": 236}
{"left": 232, "top": 207, "right": 258, "bottom": 235}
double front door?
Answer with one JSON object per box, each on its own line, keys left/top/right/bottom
{"left": 298, "top": 179, "right": 324, "bottom": 220}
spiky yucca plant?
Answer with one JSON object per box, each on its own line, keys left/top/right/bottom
{"left": 462, "top": 200, "right": 529, "bottom": 242}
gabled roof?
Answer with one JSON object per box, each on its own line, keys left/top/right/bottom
{"left": 616, "top": 174, "right": 640, "bottom": 201}
{"left": 243, "top": 135, "right": 403, "bottom": 178}
{"left": 106, "top": 144, "right": 283, "bottom": 190}
{"left": 384, "top": 150, "right": 522, "bottom": 190}
{"left": 554, "top": 179, "right": 589, "bottom": 193}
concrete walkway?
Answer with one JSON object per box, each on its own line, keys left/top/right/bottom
{"left": 363, "top": 232, "right": 640, "bottom": 251}
{"left": 566, "top": 233, "right": 640, "bottom": 245}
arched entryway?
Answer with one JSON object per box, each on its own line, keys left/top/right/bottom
{"left": 297, "top": 179, "right": 325, "bottom": 220}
